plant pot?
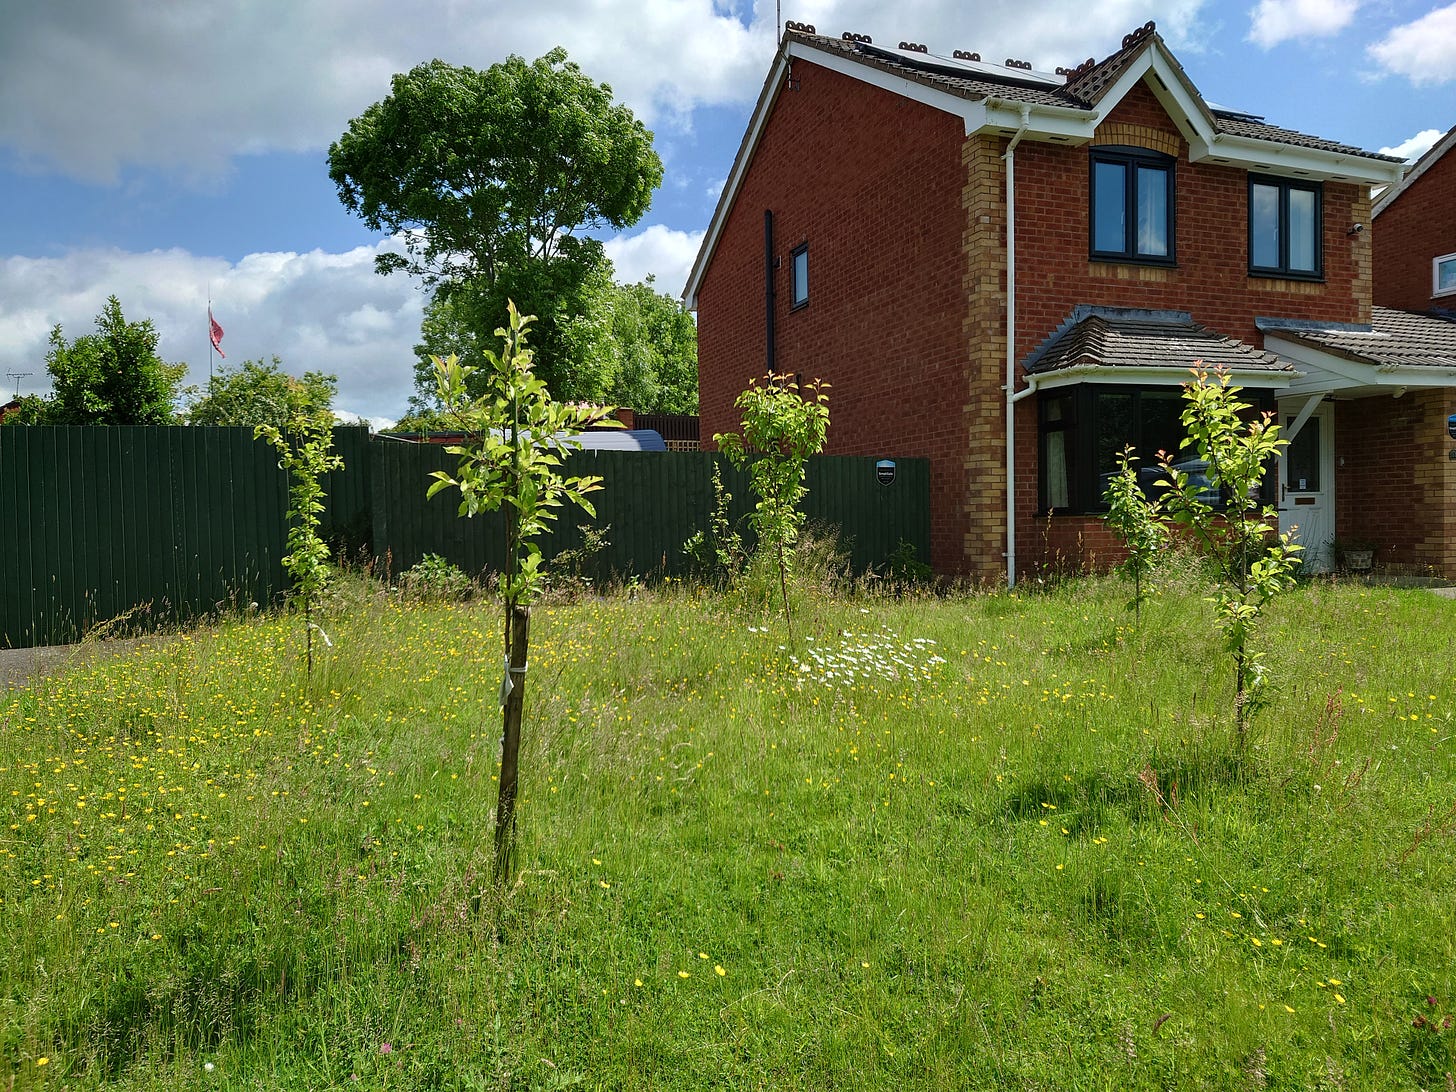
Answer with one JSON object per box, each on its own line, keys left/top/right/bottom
{"left": 1342, "top": 548, "right": 1374, "bottom": 572}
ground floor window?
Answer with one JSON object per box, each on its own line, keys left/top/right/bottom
{"left": 1037, "top": 383, "right": 1275, "bottom": 513}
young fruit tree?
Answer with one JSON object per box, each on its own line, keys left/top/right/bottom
{"left": 428, "top": 302, "right": 609, "bottom": 886}
{"left": 255, "top": 408, "right": 343, "bottom": 675}
{"left": 1157, "top": 365, "right": 1301, "bottom": 747}
{"left": 1102, "top": 446, "right": 1165, "bottom": 624}
{"left": 714, "top": 373, "right": 830, "bottom": 647}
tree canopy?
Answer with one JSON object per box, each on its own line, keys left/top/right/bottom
{"left": 17, "top": 297, "right": 186, "bottom": 425}
{"left": 328, "top": 49, "right": 664, "bottom": 401}
{"left": 406, "top": 274, "right": 696, "bottom": 419}
{"left": 187, "top": 357, "right": 337, "bottom": 430}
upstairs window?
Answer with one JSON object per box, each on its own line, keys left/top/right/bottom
{"left": 1435, "top": 252, "right": 1456, "bottom": 298}
{"left": 1090, "top": 147, "right": 1175, "bottom": 263}
{"left": 1249, "top": 176, "right": 1322, "bottom": 279}
{"left": 791, "top": 244, "right": 809, "bottom": 308}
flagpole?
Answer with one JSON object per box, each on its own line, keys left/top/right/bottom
{"left": 207, "top": 284, "right": 214, "bottom": 383}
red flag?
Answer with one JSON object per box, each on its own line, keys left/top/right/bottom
{"left": 209, "top": 309, "right": 226, "bottom": 358}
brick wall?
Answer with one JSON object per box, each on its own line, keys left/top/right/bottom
{"left": 1337, "top": 391, "right": 1456, "bottom": 574}
{"left": 1374, "top": 145, "right": 1456, "bottom": 312}
{"left": 695, "top": 58, "right": 976, "bottom": 573}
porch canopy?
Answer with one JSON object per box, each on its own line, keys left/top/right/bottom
{"left": 1259, "top": 307, "right": 1456, "bottom": 400}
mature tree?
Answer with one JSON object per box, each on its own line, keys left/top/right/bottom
{"left": 28, "top": 297, "right": 186, "bottom": 425}
{"left": 606, "top": 276, "right": 698, "bottom": 415}
{"left": 187, "top": 356, "right": 337, "bottom": 430}
{"left": 328, "top": 49, "right": 663, "bottom": 400}
{"left": 407, "top": 273, "right": 696, "bottom": 417}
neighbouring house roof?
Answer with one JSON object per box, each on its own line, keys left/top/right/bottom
{"left": 1023, "top": 306, "right": 1291, "bottom": 382}
{"left": 1260, "top": 307, "right": 1456, "bottom": 370}
{"left": 1373, "top": 123, "right": 1456, "bottom": 218}
{"left": 683, "top": 22, "right": 1403, "bottom": 308}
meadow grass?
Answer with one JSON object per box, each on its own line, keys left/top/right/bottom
{"left": 3, "top": 566, "right": 1455, "bottom": 1089}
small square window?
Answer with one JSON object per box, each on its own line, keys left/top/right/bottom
{"left": 1090, "top": 147, "right": 1175, "bottom": 264}
{"left": 790, "top": 244, "right": 808, "bottom": 308}
{"left": 1435, "top": 252, "right": 1456, "bottom": 297}
{"left": 1249, "top": 176, "right": 1322, "bottom": 279}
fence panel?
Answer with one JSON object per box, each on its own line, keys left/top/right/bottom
{"left": 1, "top": 428, "right": 929, "bottom": 650}
{"left": 0, "top": 426, "right": 295, "bottom": 648}
{"left": 369, "top": 443, "right": 929, "bottom": 583}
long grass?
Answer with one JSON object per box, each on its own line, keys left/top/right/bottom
{"left": 3, "top": 565, "right": 1455, "bottom": 1089}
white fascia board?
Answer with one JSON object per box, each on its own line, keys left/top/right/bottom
{"left": 1264, "top": 335, "right": 1456, "bottom": 392}
{"left": 1089, "top": 46, "right": 1218, "bottom": 149}
{"left": 1193, "top": 134, "right": 1404, "bottom": 185}
{"left": 1028, "top": 365, "right": 1296, "bottom": 391}
{"left": 978, "top": 99, "right": 1094, "bottom": 141}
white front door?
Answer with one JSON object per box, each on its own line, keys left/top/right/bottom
{"left": 1277, "top": 401, "right": 1335, "bottom": 571}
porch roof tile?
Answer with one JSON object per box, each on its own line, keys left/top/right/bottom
{"left": 1261, "top": 307, "right": 1456, "bottom": 369}
{"left": 1024, "top": 306, "right": 1290, "bottom": 376}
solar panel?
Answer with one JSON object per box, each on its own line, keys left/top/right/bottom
{"left": 858, "top": 41, "right": 1064, "bottom": 88}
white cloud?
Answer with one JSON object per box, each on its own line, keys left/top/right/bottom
{"left": 0, "top": 241, "right": 424, "bottom": 422}
{"left": 0, "top": 0, "right": 768, "bottom": 183}
{"left": 1248, "top": 0, "right": 1358, "bottom": 48}
{"left": 1369, "top": 3, "right": 1456, "bottom": 84}
{"left": 1379, "top": 128, "right": 1446, "bottom": 161}
{"left": 603, "top": 225, "right": 707, "bottom": 295}
{"left": 0, "top": 0, "right": 1220, "bottom": 184}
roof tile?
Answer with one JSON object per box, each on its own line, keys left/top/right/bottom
{"left": 1025, "top": 307, "right": 1290, "bottom": 375}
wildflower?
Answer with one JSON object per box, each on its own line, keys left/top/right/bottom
{"left": 678, "top": 970, "right": 690, "bottom": 978}
{"left": 715, "top": 965, "right": 726, "bottom": 976}
{"left": 36, "top": 1058, "right": 49, "bottom": 1067}
{"left": 380, "top": 1043, "right": 392, "bottom": 1055}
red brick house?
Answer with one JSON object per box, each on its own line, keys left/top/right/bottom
{"left": 683, "top": 22, "right": 1456, "bottom": 582}
{"left": 1373, "top": 123, "right": 1456, "bottom": 314}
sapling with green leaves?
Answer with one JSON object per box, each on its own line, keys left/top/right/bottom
{"left": 1158, "top": 364, "right": 1301, "bottom": 747}
{"left": 427, "top": 301, "right": 609, "bottom": 886}
{"left": 255, "top": 403, "right": 343, "bottom": 675}
{"left": 682, "top": 463, "right": 745, "bottom": 587}
{"left": 1103, "top": 446, "right": 1165, "bottom": 624}
{"left": 714, "top": 372, "right": 830, "bottom": 647}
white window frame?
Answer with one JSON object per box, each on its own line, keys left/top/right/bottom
{"left": 1435, "top": 252, "right": 1456, "bottom": 298}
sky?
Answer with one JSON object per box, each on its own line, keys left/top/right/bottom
{"left": 0, "top": 0, "right": 1453, "bottom": 427}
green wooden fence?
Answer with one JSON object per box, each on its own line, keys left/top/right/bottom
{"left": 1, "top": 427, "right": 927, "bottom": 649}
{"left": 373, "top": 443, "right": 930, "bottom": 582}
{"left": 0, "top": 426, "right": 369, "bottom": 648}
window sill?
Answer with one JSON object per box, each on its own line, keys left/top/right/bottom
{"left": 1089, "top": 254, "right": 1178, "bottom": 268}
{"left": 1248, "top": 269, "right": 1324, "bottom": 285}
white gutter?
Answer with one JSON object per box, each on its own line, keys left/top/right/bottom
{"left": 1002, "top": 103, "right": 1031, "bottom": 589}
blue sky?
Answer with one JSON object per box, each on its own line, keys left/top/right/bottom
{"left": 0, "top": 0, "right": 1452, "bottom": 423}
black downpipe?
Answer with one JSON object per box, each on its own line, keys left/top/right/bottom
{"left": 764, "top": 209, "right": 776, "bottom": 375}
